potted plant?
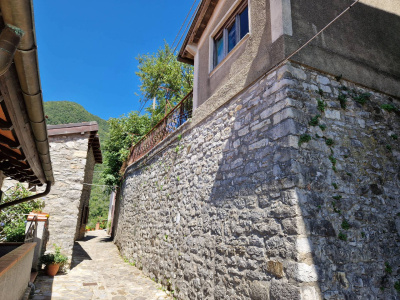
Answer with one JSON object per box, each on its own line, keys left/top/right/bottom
{"left": 39, "top": 244, "right": 68, "bottom": 276}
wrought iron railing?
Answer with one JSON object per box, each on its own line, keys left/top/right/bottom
{"left": 24, "top": 214, "right": 38, "bottom": 243}
{"left": 127, "top": 91, "right": 193, "bottom": 165}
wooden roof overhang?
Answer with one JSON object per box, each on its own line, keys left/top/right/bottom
{"left": 0, "top": 74, "right": 42, "bottom": 185}
{"left": 0, "top": 0, "right": 54, "bottom": 186}
{"left": 178, "top": 0, "right": 219, "bottom": 65}
{"left": 47, "top": 122, "right": 103, "bottom": 164}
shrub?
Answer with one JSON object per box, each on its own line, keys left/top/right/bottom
{"left": 0, "top": 184, "right": 42, "bottom": 242}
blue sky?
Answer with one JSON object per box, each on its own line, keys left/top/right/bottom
{"left": 34, "top": 0, "right": 198, "bottom": 120}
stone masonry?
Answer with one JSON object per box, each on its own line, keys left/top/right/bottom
{"left": 43, "top": 123, "right": 101, "bottom": 265}
{"left": 114, "top": 62, "right": 400, "bottom": 299}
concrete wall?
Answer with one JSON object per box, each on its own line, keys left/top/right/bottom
{"left": 287, "top": 0, "right": 400, "bottom": 100}
{"left": 192, "top": 0, "right": 400, "bottom": 115}
{"left": 195, "top": 0, "right": 283, "bottom": 108}
{"left": 43, "top": 132, "right": 95, "bottom": 264}
{"left": 0, "top": 243, "right": 35, "bottom": 300}
{"left": 114, "top": 63, "right": 400, "bottom": 299}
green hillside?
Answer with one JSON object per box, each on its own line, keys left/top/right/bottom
{"left": 44, "top": 100, "right": 110, "bottom": 229}
{"left": 44, "top": 101, "right": 109, "bottom": 143}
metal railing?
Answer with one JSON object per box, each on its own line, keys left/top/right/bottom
{"left": 127, "top": 91, "right": 193, "bottom": 165}
{"left": 24, "top": 214, "right": 38, "bottom": 243}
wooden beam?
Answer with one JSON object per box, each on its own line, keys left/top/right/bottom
{"left": 0, "top": 143, "right": 25, "bottom": 160}
{"left": 0, "top": 118, "right": 13, "bottom": 130}
{"left": 0, "top": 134, "right": 19, "bottom": 148}
{"left": 0, "top": 66, "right": 46, "bottom": 183}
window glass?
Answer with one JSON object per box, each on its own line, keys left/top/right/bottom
{"left": 215, "top": 36, "right": 224, "bottom": 66}
{"left": 213, "top": 3, "right": 248, "bottom": 69}
{"left": 239, "top": 7, "right": 249, "bottom": 39}
{"left": 228, "top": 22, "right": 237, "bottom": 52}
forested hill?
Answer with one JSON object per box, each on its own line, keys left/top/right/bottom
{"left": 44, "top": 101, "right": 109, "bottom": 142}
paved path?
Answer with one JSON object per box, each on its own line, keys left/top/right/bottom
{"left": 31, "top": 230, "right": 170, "bottom": 300}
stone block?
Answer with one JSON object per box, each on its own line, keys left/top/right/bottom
{"left": 267, "top": 261, "right": 284, "bottom": 278}
{"left": 270, "top": 280, "right": 300, "bottom": 300}
{"left": 249, "top": 281, "right": 270, "bottom": 300}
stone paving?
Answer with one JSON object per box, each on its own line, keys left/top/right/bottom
{"left": 31, "top": 230, "right": 170, "bottom": 300}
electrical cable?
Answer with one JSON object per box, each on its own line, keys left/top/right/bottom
{"left": 266, "top": 0, "right": 360, "bottom": 77}
{"left": 173, "top": 1, "right": 200, "bottom": 54}
{"left": 171, "top": 0, "right": 199, "bottom": 50}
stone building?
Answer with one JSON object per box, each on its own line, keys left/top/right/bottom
{"left": 113, "top": 1, "right": 400, "bottom": 299}
{"left": 43, "top": 122, "right": 102, "bottom": 264}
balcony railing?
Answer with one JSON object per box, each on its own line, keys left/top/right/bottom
{"left": 127, "top": 91, "right": 193, "bottom": 165}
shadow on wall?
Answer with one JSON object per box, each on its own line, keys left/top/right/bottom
{"left": 113, "top": 4, "right": 400, "bottom": 299}
{"left": 70, "top": 241, "right": 92, "bottom": 270}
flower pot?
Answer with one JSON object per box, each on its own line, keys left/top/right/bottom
{"left": 46, "top": 263, "right": 60, "bottom": 276}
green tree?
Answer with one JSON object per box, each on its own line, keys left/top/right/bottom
{"left": 136, "top": 43, "right": 193, "bottom": 126}
{"left": 0, "top": 184, "right": 43, "bottom": 242}
{"left": 101, "top": 112, "right": 152, "bottom": 188}
{"left": 100, "top": 43, "right": 194, "bottom": 190}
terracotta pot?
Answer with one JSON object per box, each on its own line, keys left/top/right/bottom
{"left": 46, "top": 263, "right": 60, "bottom": 276}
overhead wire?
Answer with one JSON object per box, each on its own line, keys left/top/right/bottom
{"left": 173, "top": 0, "right": 200, "bottom": 54}
{"left": 171, "top": 0, "right": 199, "bottom": 50}
{"left": 138, "top": 1, "right": 199, "bottom": 115}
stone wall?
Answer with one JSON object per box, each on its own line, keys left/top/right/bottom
{"left": 75, "top": 149, "right": 95, "bottom": 241}
{"left": 44, "top": 132, "right": 95, "bottom": 262}
{"left": 114, "top": 62, "right": 400, "bottom": 299}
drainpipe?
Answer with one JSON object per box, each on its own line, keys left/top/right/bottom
{"left": 0, "top": 25, "right": 24, "bottom": 76}
{"left": 0, "top": 181, "right": 51, "bottom": 210}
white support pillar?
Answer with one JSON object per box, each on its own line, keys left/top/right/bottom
{"left": 270, "top": 0, "right": 293, "bottom": 43}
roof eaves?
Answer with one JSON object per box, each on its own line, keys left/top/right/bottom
{"left": 177, "top": 0, "right": 219, "bottom": 65}
{"left": 0, "top": 0, "right": 54, "bottom": 185}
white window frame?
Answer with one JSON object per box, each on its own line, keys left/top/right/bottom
{"left": 209, "top": 0, "right": 250, "bottom": 74}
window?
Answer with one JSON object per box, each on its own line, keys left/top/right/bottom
{"left": 213, "top": 3, "right": 249, "bottom": 68}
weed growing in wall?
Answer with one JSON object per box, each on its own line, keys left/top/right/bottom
{"left": 335, "top": 74, "right": 342, "bottom": 82}
{"left": 317, "top": 99, "right": 327, "bottom": 112}
{"left": 329, "top": 155, "right": 337, "bottom": 171}
{"left": 385, "top": 262, "right": 392, "bottom": 274}
{"left": 338, "top": 231, "right": 347, "bottom": 241}
{"left": 381, "top": 104, "right": 397, "bottom": 112}
{"left": 319, "top": 124, "right": 327, "bottom": 131}
{"left": 298, "top": 134, "right": 311, "bottom": 146}
{"left": 326, "top": 138, "right": 334, "bottom": 146}
{"left": 351, "top": 91, "right": 371, "bottom": 105}
{"left": 338, "top": 94, "right": 347, "bottom": 109}
{"left": 394, "top": 281, "right": 400, "bottom": 292}
{"left": 341, "top": 219, "right": 351, "bottom": 230}
{"left": 309, "top": 115, "right": 321, "bottom": 126}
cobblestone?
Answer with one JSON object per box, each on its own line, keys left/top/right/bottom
{"left": 31, "top": 230, "right": 170, "bottom": 300}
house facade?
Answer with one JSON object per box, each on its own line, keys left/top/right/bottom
{"left": 114, "top": 1, "right": 400, "bottom": 299}
{"left": 43, "top": 122, "right": 102, "bottom": 266}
